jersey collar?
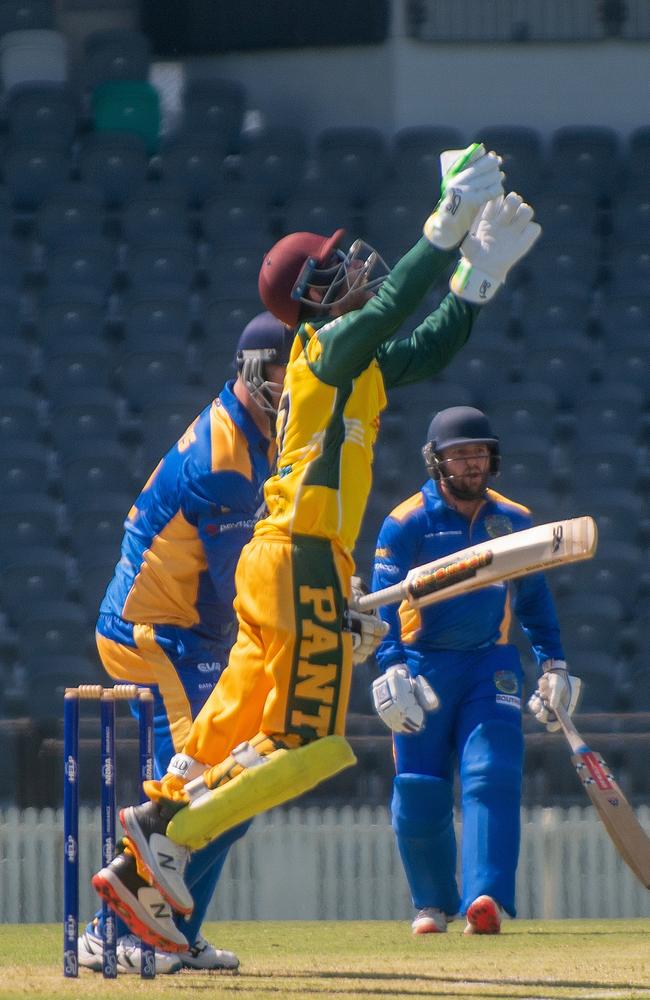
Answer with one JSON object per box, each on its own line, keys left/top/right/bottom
{"left": 219, "top": 379, "right": 271, "bottom": 451}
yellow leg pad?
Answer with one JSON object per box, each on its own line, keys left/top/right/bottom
{"left": 166, "top": 735, "right": 356, "bottom": 850}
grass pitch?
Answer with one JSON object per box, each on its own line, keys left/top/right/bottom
{"left": 0, "top": 920, "right": 648, "bottom": 1000}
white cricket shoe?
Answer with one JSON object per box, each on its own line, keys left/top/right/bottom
{"left": 463, "top": 894, "right": 503, "bottom": 935}
{"left": 181, "top": 934, "right": 240, "bottom": 971}
{"left": 411, "top": 907, "right": 450, "bottom": 934}
{"left": 77, "top": 926, "right": 182, "bottom": 974}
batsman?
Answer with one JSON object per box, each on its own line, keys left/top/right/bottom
{"left": 92, "top": 144, "right": 541, "bottom": 950}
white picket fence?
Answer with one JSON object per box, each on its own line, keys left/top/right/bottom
{"left": 1, "top": 804, "right": 649, "bottom": 923}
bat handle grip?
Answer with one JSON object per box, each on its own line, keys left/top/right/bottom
{"left": 355, "top": 582, "right": 406, "bottom": 612}
{"left": 555, "top": 704, "right": 589, "bottom": 754}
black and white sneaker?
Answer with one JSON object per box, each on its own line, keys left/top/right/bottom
{"left": 92, "top": 850, "right": 190, "bottom": 954}
{"left": 77, "top": 923, "right": 182, "bottom": 974}
{"left": 120, "top": 801, "right": 194, "bottom": 916}
{"left": 181, "top": 934, "right": 240, "bottom": 971}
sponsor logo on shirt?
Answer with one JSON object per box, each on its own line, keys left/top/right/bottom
{"left": 197, "top": 661, "right": 222, "bottom": 673}
{"left": 425, "top": 530, "right": 463, "bottom": 538}
{"left": 496, "top": 693, "right": 521, "bottom": 709}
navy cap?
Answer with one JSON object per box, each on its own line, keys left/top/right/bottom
{"left": 235, "top": 311, "right": 293, "bottom": 364}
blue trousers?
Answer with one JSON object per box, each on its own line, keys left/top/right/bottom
{"left": 391, "top": 644, "right": 524, "bottom": 917}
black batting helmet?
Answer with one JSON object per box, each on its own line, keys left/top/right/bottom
{"left": 423, "top": 406, "right": 501, "bottom": 480}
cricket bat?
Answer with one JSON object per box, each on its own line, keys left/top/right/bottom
{"left": 356, "top": 516, "right": 597, "bottom": 613}
{"left": 555, "top": 704, "right": 650, "bottom": 889}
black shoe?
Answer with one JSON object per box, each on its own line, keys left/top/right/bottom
{"left": 92, "top": 850, "right": 190, "bottom": 953}
{"left": 120, "top": 802, "right": 194, "bottom": 915}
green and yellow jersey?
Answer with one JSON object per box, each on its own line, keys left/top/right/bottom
{"left": 257, "top": 237, "right": 479, "bottom": 555}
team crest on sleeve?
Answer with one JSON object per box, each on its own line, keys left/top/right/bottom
{"left": 485, "top": 515, "right": 513, "bottom": 538}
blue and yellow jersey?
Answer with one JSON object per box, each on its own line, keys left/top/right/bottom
{"left": 99, "top": 381, "right": 274, "bottom": 633}
{"left": 257, "top": 237, "right": 477, "bottom": 555}
{"left": 372, "top": 479, "right": 565, "bottom": 667}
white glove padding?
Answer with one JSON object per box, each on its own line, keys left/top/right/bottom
{"left": 372, "top": 665, "right": 439, "bottom": 735}
{"left": 347, "top": 576, "right": 389, "bottom": 664}
{"left": 527, "top": 660, "right": 582, "bottom": 733}
{"left": 450, "top": 192, "right": 542, "bottom": 303}
{"left": 423, "top": 143, "right": 504, "bottom": 251}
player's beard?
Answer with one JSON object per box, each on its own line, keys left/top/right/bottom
{"left": 444, "top": 467, "right": 490, "bottom": 501}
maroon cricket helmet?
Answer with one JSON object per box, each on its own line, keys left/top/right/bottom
{"left": 258, "top": 228, "right": 346, "bottom": 327}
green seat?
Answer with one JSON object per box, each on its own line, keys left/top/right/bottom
{"left": 91, "top": 80, "right": 160, "bottom": 155}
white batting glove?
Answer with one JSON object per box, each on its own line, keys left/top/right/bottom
{"left": 527, "top": 659, "right": 582, "bottom": 733}
{"left": 423, "top": 143, "right": 504, "bottom": 251}
{"left": 372, "top": 665, "right": 439, "bottom": 735}
{"left": 450, "top": 192, "right": 542, "bottom": 303}
{"left": 347, "top": 576, "right": 389, "bottom": 664}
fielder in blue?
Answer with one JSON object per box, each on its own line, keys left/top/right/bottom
{"left": 78, "top": 312, "right": 292, "bottom": 973}
{"left": 370, "top": 406, "right": 582, "bottom": 936}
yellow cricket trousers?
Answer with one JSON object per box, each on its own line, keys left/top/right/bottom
{"left": 182, "top": 531, "right": 355, "bottom": 768}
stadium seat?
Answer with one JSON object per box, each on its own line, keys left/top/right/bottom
{"left": 581, "top": 541, "right": 643, "bottom": 611}
{"left": 0, "top": 493, "right": 65, "bottom": 554}
{"left": 567, "top": 488, "right": 644, "bottom": 546}
{"left": 518, "top": 293, "right": 593, "bottom": 341}
{"left": 281, "top": 194, "right": 356, "bottom": 244}
{"left": 115, "top": 339, "right": 191, "bottom": 408}
{"left": 0, "top": 546, "right": 75, "bottom": 615}
{"left": 36, "top": 291, "right": 106, "bottom": 345}
{"left": 0, "top": 439, "right": 54, "bottom": 495}
{"left": 571, "top": 382, "right": 645, "bottom": 439}
{"left": 123, "top": 295, "right": 194, "bottom": 347}
{"left": 6, "top": 82, "right": 78, "bottom": 148}
{"left": 15, "top": 599, "right": 92, "bottom": 659}
{"left": 389, "top": 125, "right": 466, "bottom": 194}
{"left": 521, "top": 236, "right": 602, "bottom": 294}
{"left": 201, "top": 297, "right": 262, "bottom": 345}
{"left": 137, "top": 386, "right": 212, "bottom": 468}
{"left": 604, "top": 345, "right": 650, "bottom": 403}
{"left": 494, "top": 434, "right": 562, "bottom": 494}
{"left": 362, "top": 194, "right": 431, "bottom": 258}
{"left": 22, "top": 655, "right": 104, "bottom": 720}
{"left": 91, "top": 80, "right": 161, "bottom": 155}
{"left": 476, "top": 125, "right": 545, "bottom": 197}
{"left": 315, "top": 126, "right": 389, "bottom": 206}
{"left": 595, "top": 293, "right": 650, "bottom": 349}
{"left": 77, "top": 131, "right": 149, "bottom": 209}
{"left": 605, "top": 242, "right": 650, "bottom": 296}
{"left": 0, "top": 3, "right": 55, "bottom": 35}
{"left": 437, "top": 337, "right": 520, "bottom": 407}
{"left": 557, "top": 609, "right": 622, "bottom": 658}
{"left": 0, "top": 336, "right": 33, "bottom": 390}
{"left": 44, "top": 239, "right": 116, "bottom": 297}
{"left": 523, "top": 335, "right": 598, "bottom": 407}
{"left": 388, "top": 379, "right": 475, "bottom": 424}
{"left": 203, "top": 245, "right": 265, "bottom": 299}
{"left": 4, "top": 144, "right": 70, "bottom": 210}
{"left": 608, "top": 192, "right": 650, "bottom": 241}
{"left": 82, "top": 28, "right": 151, "bottom": 90}
{"left": 58, "top": 441, "right": 135, "bottom": 500}
{"left": 181, "top": 77, "right": 246, "bottom": 153}
{"left": 569, "top": 651, "right": 629, "bottom": 712}
{"left": 202, "top": 193, "right": 274, "bottom": 248}
{"left": 120, "top": 191, "right": 190, "bottom": 245}
{"left": 49, "top": 388, "right": 126, "bottom": 446}
{"left": 532, "top": 192, "right": 601, "bottom": 242}
{"left": 0, "top": 27, "right": 65, "bottom": 90}
{"left": 489, "top": 383, "right": 558, "bottom": 440}
{"left": 238, "top": 127, "right": 309, "bottom": 205}
{"left": 127, "top": 242, "right": 196, "bottom": 296}
{"left": 623, "top": 126, "right": 650, "bottom": 192}
{"left": 548, "top": 125, "right": 621, "bottom": 197}
{"left": 38, "top": 334, "right": 112, "bottom": 396}
{"left": 155, "top": 137, "right": 228, "bottom": 207}
{"left": 68, "top": 492, "right": 131, "bottom": 555}
{"left": 0, "top": 387, "right": 45, "bottom": 443}
{"left": 567, "top": 434, "right": 641, "bottom": 493}
{"left": 36, "top": 190, "right": 105, "bottom": 247}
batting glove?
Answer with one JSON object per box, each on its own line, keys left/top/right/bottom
{"left": 450, "top": 191, "right": 542, "bottom": 303}
{"left": 423, "top": 143, "right": 504, "bottom": 251}
{"left": 372, "top": 665, "right": 439, "bottom": 735}
{"left": 347, "top": 576, "right": 389, "bottom": 665}
{"left": 527, "top": 659, "right": 582, "bottom": 733}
